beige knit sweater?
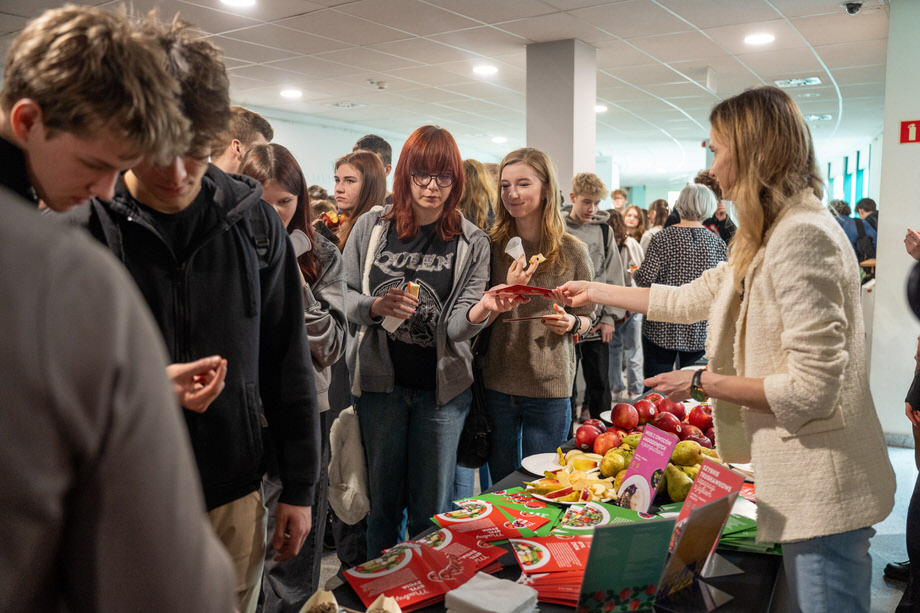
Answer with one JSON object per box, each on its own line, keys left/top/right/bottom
{"left": 481, "top": 234, "right": 595, "bottom": 398}
{"left": 647, "top": 190, "right": 895, "bottom": 543}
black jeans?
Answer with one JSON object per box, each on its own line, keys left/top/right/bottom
{"left": 572, "top": 339, "right": 611, "bottom": 420}
{"left": 641, "top": 335, "right": 705, "bottom": 382}
{"left": 897, "top": 472, "right": 920, "bottom": 612}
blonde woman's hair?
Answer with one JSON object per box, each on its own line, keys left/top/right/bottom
{"left": 709, "top": 86, "right": 823, "bottom": 292}
{"left": 491, "top": 148, "right": 568, "bottom": 272}
{"left": 458, "top": 158, "right": 495, "bottom": 230}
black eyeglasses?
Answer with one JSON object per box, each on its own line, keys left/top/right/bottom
{"left": 410, "top": 172, "right": 453, "bottom": 188}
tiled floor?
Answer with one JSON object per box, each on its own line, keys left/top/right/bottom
{"left": 320, "top": 446, "right": 916, "bottom": 610}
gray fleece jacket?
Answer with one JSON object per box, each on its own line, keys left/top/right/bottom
{"left": 302, "top": 231, "right": 347, "bottom": 413}
{"left": 561, "top": 205, "right": 627, "bottom": 324}
{"left": 343, "top": 206, "right": 491, "bottom": 406}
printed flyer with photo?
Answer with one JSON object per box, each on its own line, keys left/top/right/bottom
{"left": 432, "top": 498, "right": 552, "bottom": 541}
{"left": 616, "top": 425, "right": 678, "bottom": 513}
{"left": 577, "top": 518, "right": 676, "bottom": 613}
{"left": 552, "top": 501, "right": 656, "bottom": 535}
{"left": 508, "top": 535, "right": 593, "bottom": 574}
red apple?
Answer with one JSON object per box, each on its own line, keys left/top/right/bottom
{"left": 650, "top": 411, "right": 682, "bottom": 436}
{"left": 575, "top": 424, "right": 601, "bottom": 450}
{"left": 593, "top": 431, "right": 622, "bottom": 456}
{"left": 611, "top": 403, "right": 639, "bottom": 430}
{"left": 583, "top": 418, "right": 607, "bottom": 433}
{"left": 645, "top": 393, "right": 664, "bottom": 405}
{"left": 633, "top": 424, "right": 646, "bottom": 433}
{"left": 688, "top": 404, "right": 714, "bottom": 432}
{"left": 612, "top": 427, "right": 629, "bottom": 438}
{"left": 678, "top": 424, "right": 703, "bottom": 441}
{"left": 686, "top": 433, "right": 713, "bottom": 449}
{"left": 705, "top": 427, "right": 715, "bottom": 443}
{"left": 633, "top": 399, "right": 657, "bottom": 425}
{"left": 657, "top": 398, "right": 686, "bottom": 421}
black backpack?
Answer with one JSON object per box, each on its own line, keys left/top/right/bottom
{"left": 854, "top": 218, "right": 876, "bottom": 263}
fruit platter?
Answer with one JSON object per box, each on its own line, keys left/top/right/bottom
{"left": 538, "top": 395, "right": 726, "bottom": 505}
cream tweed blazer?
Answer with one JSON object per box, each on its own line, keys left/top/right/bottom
{"left": 647, "top": 190, "right": 895, "bottom": 543}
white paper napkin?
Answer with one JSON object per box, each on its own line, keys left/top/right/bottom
{"left": 445, "top": 572, "right": 538, "bottom": 613}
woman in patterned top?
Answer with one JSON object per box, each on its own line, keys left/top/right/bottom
{"left": 633, "top": 183, "right": 726, "bottom": 379}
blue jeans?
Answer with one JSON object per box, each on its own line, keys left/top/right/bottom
{"left": 452, "top": 464, "right": 492, "bottom": 501}
{"left": 609, "top": 314, "right": 644, "bottom": 396}
{"left": 781, "top": 526, "right": 874, "bottom": 613}
{"left": 485, "top": 389, "right": 571, "bottom": 482}
{"left": 355, "top": 386, "right": 470, "bottom": 559}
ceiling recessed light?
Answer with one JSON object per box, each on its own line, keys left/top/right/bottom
{"left": 804, "top": 114, "right": 833, "bottom": 121}
{"left": 491, "top": 136, "right": 507, "bottom": 144}
{"left": 220, "top": 0, "right": 256, "bottom": 7}
{"left": 473, "top": 64, "right": 498, "bottom": 76}
{"left": 595, "top": 104, "right": 608, "bottom": 113}
{"left": 775, "top": 77, "right": 822, "bottom": 88}
{"left": 744, "top": 32, "right": 775, "bottom": 46}
{"left": 280, "top": 88, "right": 302, "bottom": 99}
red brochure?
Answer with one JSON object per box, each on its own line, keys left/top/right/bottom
{"left": 409, "top": 528, "right": 505, "bottom": 571}
{"left": 432, "top": 499, "right": 551, "bottom": 541}
{"left": 344, "top": 542, "right": 477, "bottom": 612}
{"left": 508, "top": 535, "right": 593, "bottom": 574}
{"left": 484, "top": 284, "right": 555, "bottom": 297}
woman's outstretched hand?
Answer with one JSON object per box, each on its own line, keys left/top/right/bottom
{"left": 553, "top": 280, "right": 593, "bottom": 307}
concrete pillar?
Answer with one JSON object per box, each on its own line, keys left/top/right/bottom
{"left": 869, "top": 0, "right": 920, "bottom": 439}
{"left": 525, "top": 39, "right": 596, "bottom": 190}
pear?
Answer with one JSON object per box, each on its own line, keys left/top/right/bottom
{"left": 600, "top": 449, "right": 627, "bottom": 477}
{"left": 701, "top": 447, "right": 721, "bottom": 460}
{"left": 613, "top": 469, "right": 628, "bottom": 493}
{"left": 621, "top": 433, "right": 642, "bottom": 449}
{"left": 671, "top": 440, "right": 703, "bottom": 466}
{"left": 666, "top": 463, "right": 693, "bottom": 502}
{"left": 680, "top": 464, "right": 701, "bottom": 480}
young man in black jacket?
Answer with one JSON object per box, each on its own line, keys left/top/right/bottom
{"left": 75, "top": 17, "right": 320, "bottom": 613}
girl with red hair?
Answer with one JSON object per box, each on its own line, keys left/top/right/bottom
{"left": 343, "top": 126, "right": 513, "bottom": 557}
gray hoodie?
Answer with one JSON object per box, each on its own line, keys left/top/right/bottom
{"left": 343, "top": 206, "right": 491, "bottom": 406}
{"left": 562, "top": 204, "right": 627, "bottom": 325}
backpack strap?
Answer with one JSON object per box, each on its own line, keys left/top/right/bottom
{"left": 600, "top": 222, "right": 610, "bottom": 262}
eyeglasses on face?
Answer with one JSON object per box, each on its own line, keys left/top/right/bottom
{"left": 410, "top": 172, "right": 453, "bottom": 188}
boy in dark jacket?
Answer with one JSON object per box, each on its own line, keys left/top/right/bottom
{"left": 76, "top": 17, "right": 320, "bottom": 613}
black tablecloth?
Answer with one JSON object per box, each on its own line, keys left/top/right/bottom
{"left": 332, "top": 467, "right": 780, "bottom": 612}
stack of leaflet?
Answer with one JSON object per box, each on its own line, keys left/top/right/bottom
{"left": 343, "top": 529, "right": 505, "bottom": 611}
{"left": 432, "top": 488, "right": 564, "bottom": 541}
{"left": 509, "top": 535, "right": 593, "bottom": 606}
{"left": 716, "top": 497, "right": 781, "bottom": 555}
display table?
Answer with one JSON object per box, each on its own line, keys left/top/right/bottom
{"left": 332, "top": 468, "right": 781, "bottom": 612}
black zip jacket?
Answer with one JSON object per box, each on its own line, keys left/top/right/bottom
{"left": 71, "top": 167, "right": 320, "bottom": 510}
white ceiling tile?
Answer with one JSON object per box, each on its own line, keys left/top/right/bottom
{"left": 429, "top": 26, "right": 527, "bottom": 56}
{"left": 370, "top": 38, "right": 480, "bottom": 64}
{"left": 596, "top": 40, "right": 658, "bottom": 68}
{"left": 184, "top": 0, "right": 326, "bottom": 22}
{"left": 571, "top": 0, "right": 693, "bottom": 38}
{"left": 424, "top": 0, "right": 559, "bottom": 24}
{"left": 602, "top": 63, "right": 686, "bottom": 86}
{"left": 0, "top": 12, "right": 28, "bottom": 34}
{"left": 814, "top": 39, "right": 888, "bottom": 70}
{"left": 224, "top": 24, "right": 349, "bottom": 54}
{"left": 151, "top": 0, "right": 262, "bottom": 33}
{"left": 702, "top": 19, "right": 807, "bottom": 55}
{"left": 335, "top": 0, "right": 480, "bottom": 35}
{"left": 265, "top": 56, "right": 364, "bottom": 79}
{"left": 831, "top": 65, "right": 886, "bottom": 85}
{"left": 207, "top": 35, "right": 300, "bottom": 63}
{"left": 497, "top": 13, "right": 609, "bottom": 45}
{"left": 316, "top": 47, "right": 425, "bottom": 71}
{"left": 277, "top": 8, "right": 408, "bottom": 45}
{"left": 791, "top": 9, "right": 889, "bottom": 46}
{"left": 655, "top": 0, "right": 780, "bottom": 29}
{"left": 735, "top": 47, "right": 824, "bottom": 77}
{"left": 628, "top": 31, "right": 727, "bottom": 63}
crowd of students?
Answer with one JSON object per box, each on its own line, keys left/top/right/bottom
{"left": 0, "top": 6, "right": 900, "bottom": 613}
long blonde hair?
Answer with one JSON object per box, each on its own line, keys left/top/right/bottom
{"left": 490, "top": 148, "right": 568, "bottom": 272}
{"left": 458, "top": 158, "right": 495, "bottom": 230}
{"left": 709, "top": 86, "right": 823, "bottom": 291}
{"left": 623, "top": 204, "right": 646, "bottom": 241}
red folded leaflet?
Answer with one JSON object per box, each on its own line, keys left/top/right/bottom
{"left": 409, "top": 528, "right": 505, "bottom": 571}
{"left": 344, "top": 541, "right": 478, "bottom": 612}
{"left": 509, "top": 535, "right": 593, "bottom": 574}
{"left": 484, "top": 284, "right": 555, "bottom": 297}
{"left": 432, "top": 499, "right": 552, "bottom": 541}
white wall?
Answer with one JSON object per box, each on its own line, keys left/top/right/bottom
{"left": 868, "top": 0, "right": 920, "bottom": 436}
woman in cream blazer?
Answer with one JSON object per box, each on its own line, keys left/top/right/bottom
{"left": 556, "top": 86, "right": 894, "bottom": 613}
